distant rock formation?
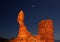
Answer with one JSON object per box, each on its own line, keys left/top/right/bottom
{"left": 9, "top": 10, "right": 54, "bottom": 42}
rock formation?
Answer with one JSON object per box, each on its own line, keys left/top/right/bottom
{"left": 9, "top": 10, "right": 32, "bottom": 42}
{"left": 9, "top": 10, "right": 54, "bottom": 42}
{"left": 38, "top": 19, "right": 54, "bottom": 42}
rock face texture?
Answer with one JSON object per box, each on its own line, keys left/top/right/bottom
{"left": 38, "top": 19, "right": 54, "bottom": 42}
{"left": 9, "top": 10, "right": 54, "bottom": 42}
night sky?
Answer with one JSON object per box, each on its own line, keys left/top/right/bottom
{"left": 0, "top": 0, "right": 60, "bottom": 40}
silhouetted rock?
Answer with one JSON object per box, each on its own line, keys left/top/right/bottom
{"left": 0, "top": 37, "right": 9, "bottom": 42}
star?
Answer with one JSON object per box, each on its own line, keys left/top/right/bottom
{"left": 32, "top": 5, "right": 35, "bottom": 8}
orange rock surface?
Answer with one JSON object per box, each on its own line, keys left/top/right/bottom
{"left": 9, "top": 10, "right": 54, "bottom": 42}
{"left": 38, "top": 19, "right": 54, "bottom": 42}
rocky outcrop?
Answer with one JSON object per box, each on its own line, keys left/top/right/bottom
{"left": 9, "top": 10, "right": 32, "bottom": 42}
{"left": 38, "top": 19, "right": 54, "bottom": 42}
{"left": 9, "top": 10, "right": 54, "bottom": 42}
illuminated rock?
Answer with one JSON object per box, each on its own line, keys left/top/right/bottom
{"left": 17, "top": 10, "right": 32, "bottom": 38}
{"left": 9, "top": 10, "right": 32, "bottom": 42}
{"left": 45, "top": 19, "right": 54, "bottom": 42}
{"left": 9, "top": 10, "right": 54, "bottom": 42}
{"left": 38, "top": 19, "right": 54, "bottom": 42}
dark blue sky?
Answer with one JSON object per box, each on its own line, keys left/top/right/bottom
{"left": 0, "top": 0, "right": 60, "bottom": 40}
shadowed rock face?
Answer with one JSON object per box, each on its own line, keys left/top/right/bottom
{"left": 9, "top": 10, "right": 54, "bottom": 42}
{"left": 0, "top": 37, "right": 9, "bottom": 42}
